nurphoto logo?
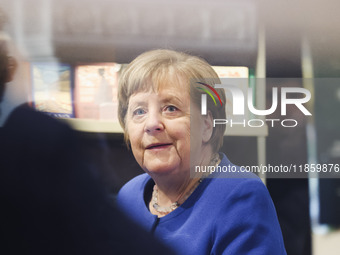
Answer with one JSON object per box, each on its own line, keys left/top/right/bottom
{"left": 199, "top": 80, "right": 312, "bottom": 128}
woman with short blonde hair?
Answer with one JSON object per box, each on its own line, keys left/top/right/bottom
{"left": 117, "top": 49, "right": 286, "bottom": 255}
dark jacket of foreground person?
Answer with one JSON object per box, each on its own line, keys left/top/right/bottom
{"left": 0, "top": 105, "right": 173, "bottom": 255}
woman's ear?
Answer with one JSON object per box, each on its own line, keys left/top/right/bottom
{"left": 5, "top": 56, "right": 17, "bottom": 82}
{"left": 202, "top": 111, "right": 213, "bottom": 143}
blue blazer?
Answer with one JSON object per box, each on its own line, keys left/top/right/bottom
{"left": 118, "top": 153, "right": 287, "bottom": 255}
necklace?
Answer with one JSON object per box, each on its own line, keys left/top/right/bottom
{"left": 151, "top": 153, "right": 220, "bottom": 215}
{"left": 152, "top": 178, "right": 203, "bottom": 214}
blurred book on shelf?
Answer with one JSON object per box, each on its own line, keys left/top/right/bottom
{"left": 31, "top": 63, "right": 75, "bottom": 118}
{"left": 74, "top": 63, "right": 122, "bottom": 122}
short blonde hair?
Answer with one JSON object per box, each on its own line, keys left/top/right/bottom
{"left": 118, "top": 49, "right": 226, "bottom": 153}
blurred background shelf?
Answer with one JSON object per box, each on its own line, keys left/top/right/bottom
{"left": 61, "top": 118, "right": 268, "bottom": 137}
{"left": 60, "top": 118, "right": 123, "bottom": 133}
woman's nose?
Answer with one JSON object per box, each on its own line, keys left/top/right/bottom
{"left": 144, "top": 111, "right": 164, "bottom": 134}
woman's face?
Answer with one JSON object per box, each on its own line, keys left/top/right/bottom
{"left": 126, "top": 82, "right": 210, "bottom": 177}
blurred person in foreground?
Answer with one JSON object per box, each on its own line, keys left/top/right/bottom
{"left": 0, "top": 10, "right": 172, "bottom": 255}
{"left": 117, "top": 49, "right": 287, "bottom": 255}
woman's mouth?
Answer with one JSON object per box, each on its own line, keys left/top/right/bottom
{"left": 145, "top": 143, "right": 172, "bottom": 150}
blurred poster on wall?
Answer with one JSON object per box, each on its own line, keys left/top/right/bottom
{"left": 75, "top": 63, "right": 121, "bottom": 122}
{"left": 31, "top": 63, "right": 74, "bottom": 118}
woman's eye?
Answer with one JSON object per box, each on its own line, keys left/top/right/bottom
{"left": 165, "top": 105, "right": 178, "bottom": 112}
{"left": 133, "top": 108, "right": 146, "bottom": 116}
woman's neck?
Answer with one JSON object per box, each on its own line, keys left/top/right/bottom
{"left": 153, "top": 173, "right": 201, "bottom": 205}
